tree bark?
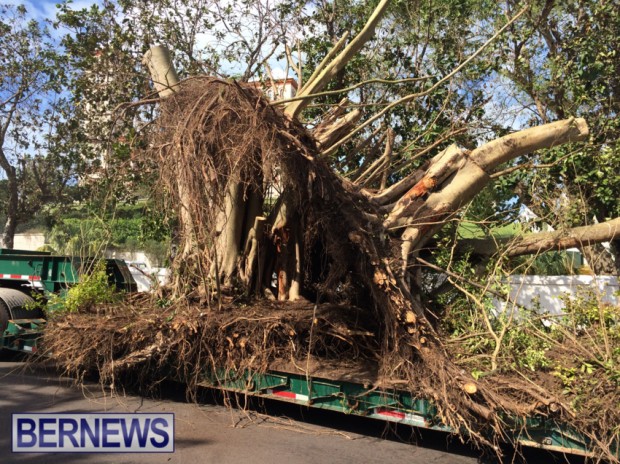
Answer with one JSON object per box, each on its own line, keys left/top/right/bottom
{"left": 460, "top": 217, "right": 620, "bottom": 258}
{"left": 470, "top": 117, "right": 588, "bottom": 172}
{"left": 142, "top": 46, "right": 180, "bottom": 98}
{"left": 313, "top": 99, "right": 362, "bottom": 149}
{"left": 268, "top": 192, "right": 303, "bottom": 301}
{"left": 142, "top": 46, "right": 192, "bottom": 252}
{"left": 285, "top": 0, "right": 391, "bottom": 118}
{"left": 1, "top": 165, "right": 18, "bottom": 249}
{"left": 213, "top": 182, "right": 245, "bottom": 286}
{"left": 392, "top": 119, "right": 589, "bottom": 266}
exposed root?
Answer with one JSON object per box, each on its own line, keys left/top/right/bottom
{"left": 43, "top": 295, "right": 379, "bottom": 393}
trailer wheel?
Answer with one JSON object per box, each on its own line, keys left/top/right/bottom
{"left": 0, "top": 289, "right": 38, "bottom": 334}
{"left": 0, "top": 299, "right": 11, "bottom": 335}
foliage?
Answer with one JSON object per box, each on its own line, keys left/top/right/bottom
{"left": 48, "top": 217, "right": 139, "bottom": 255}
{"left": 488, "top": 0, "right": 620, "bottom": 270}
{"left": 441, "top": 264, "right": 620, "bottom": 403}
{"left": 560, "top": 288, "right": 620, "bottom": 338}
{"left": 47, "top": 204, "right": 170, "bottom": 264}
{"left": 47, "top": 260, "right": 119, "bottom": 313}
{"left": 0, "top": 4, "right": 79, "bottom": 247}
{"left": 46, "top": 0, "right": 620, "bottom": 272}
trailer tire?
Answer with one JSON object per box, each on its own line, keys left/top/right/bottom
{"left": 0, "top": 299, "right": 10, "bottom": 335}
{"left": 0, "top": 289, "right": 37, "bottom": 334}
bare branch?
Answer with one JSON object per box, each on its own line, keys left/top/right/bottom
{"left": 460, "top": 217, "right": 620, "bottom": 258}
{"left": 285, "top": 0, "right": 391, "bottom": 118}
{"left": 321, "top": 6, "right": 530, "bottom": 156}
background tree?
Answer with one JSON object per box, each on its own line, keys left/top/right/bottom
{"left": 0, "top": 4, "right": 76, "bottom": 248}
{"left": 482, "top": 0, "right": 620, "bottom": 273}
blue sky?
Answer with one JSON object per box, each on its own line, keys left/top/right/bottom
{"left": 4, "top": 0, "right": 102, "bottom": 24}
{"left": 11, "top": 0, "right": 97, "bottom": 16}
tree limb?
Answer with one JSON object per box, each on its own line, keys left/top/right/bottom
{"left": 460, "top": 217, "right": 620, "bottom": 258}
{"left": 285, "top": 0, "right": 391, "bottom": 118}
{"left": 320, "top": 5, "right": 529, "bottom": 156}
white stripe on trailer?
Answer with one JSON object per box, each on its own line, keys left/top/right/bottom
{"left": 266, "top": 389, "right": 309, "bottom": 402}
{"left": 372, "top": 408, "right": 427, "bottom": 426}
{"left": 0, "top": 274, "right": 41, "bottom": 281}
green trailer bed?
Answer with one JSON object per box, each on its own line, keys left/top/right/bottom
{"left": 0, "top": 248, "right": 136, "bottom": 344}
{"left": 196, "top": 367, "right": 606, "bottom": 458}
{"left": 0, "top": 248, "right": 136, "bottom": 293}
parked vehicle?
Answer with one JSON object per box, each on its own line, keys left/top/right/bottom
{"left": 0, "top": 248, "right": 136, "bottom": 352}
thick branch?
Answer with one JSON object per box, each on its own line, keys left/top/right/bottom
{"left": 284, "top": 0, "right": 391, "bottom": 118}
{"left": 313, "top": 99, "right": 363, "bottom": 149}
{"left": 460, "top": 218, "right": 620, "bottom": 258}
{"left": 142, "top": 46, "right": 181, "bottom": 98}
{"left": 470, "top": 117, "right": 588, "bottom": 172}
{"left": 394, "top": 118, "right": 589, "bottom": 267}
{"left": 297, "top": 32, "right": 349, "bottom": 96}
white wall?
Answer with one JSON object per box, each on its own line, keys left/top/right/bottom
{"left": 104, "top": 250, "right": 155, "bottom": 268}
{"left": 493, "top": 275, "right": 619, "bottom": 317}
{"left": 11, "top": 233, "right": 46, "bottom": 251}
{"left": 129, "top": 267, "right": 169, "bottom": 292}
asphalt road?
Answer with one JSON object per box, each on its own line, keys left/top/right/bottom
{"left": 0, "top": 359, "right": 479, "bottom": 464}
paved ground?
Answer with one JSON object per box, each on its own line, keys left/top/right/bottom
{"left": 0, "top": 360, "right": 479, "bottom": 464}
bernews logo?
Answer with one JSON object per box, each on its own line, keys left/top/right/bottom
{"left": 12, "top": 413, "right": 174, "bottom": 453}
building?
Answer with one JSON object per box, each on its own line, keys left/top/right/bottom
{"left": 248, "top": 78, "right": 298, "bottom": 101}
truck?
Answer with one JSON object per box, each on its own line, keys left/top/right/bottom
{"left": 0, "top": 248, "right": 136, "bottom": 352}
{"left": 0, "top": 248, "right": 613, "bottom": 459}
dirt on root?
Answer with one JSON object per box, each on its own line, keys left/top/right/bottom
{"left": 42, "top": 294, "right": 381, "bottom": 391}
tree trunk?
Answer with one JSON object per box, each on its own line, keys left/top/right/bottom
{"left": 144, "top": 47, "right": 275, "bottom": 297}
{"left": 1, "top": 165, "right": 18, "bottom": 249}
{"left": 141, "top": 46, "right": 180, "bottom": 98}
{"left": 389, "top": 119, "right": 589, "bottom": 268}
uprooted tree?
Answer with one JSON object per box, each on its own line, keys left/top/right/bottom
{"left": 45, "top": 1, "right": 620, "bottom": 459}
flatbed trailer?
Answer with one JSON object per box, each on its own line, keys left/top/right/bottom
{"left": 0, "top": 248, "right": 136, "bottom": 351}
{"left": 196, "top": 366, "right": 599, "bottom": 459}
{"left": 0, "top": 248, "right": 614, "bottom": 459}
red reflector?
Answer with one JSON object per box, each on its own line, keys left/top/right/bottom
{"left": 375, "top": 408, "right": 406, "bottom": 419}
{"left": 272, "top": 390, "right": 296, "bottom": 399}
